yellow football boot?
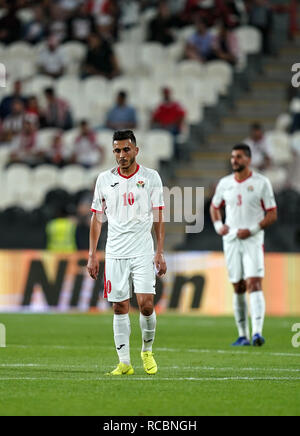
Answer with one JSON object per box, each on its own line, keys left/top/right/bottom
{"left": 106, "top": 362, "right": 134, "bottom": 376}
{"left": 141, "top": 351, "right": 158, "bottom": 375}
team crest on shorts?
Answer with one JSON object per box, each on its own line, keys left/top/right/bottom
{"left": 248, "top": 186, "right": 254, "bottom": 191}
{"left": 137, "top": 181, "right": 145, "bottom": 188}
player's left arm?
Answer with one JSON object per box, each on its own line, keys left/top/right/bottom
{"left": 238, "top": 178, "right": 277, "bottom": 239}
{"left": 153, "top": 209, "right": 167, "bottom": 277}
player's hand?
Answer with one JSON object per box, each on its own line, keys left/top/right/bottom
{"left": 87, "top": 255, "right": 99, "bottom": 280}
{"left": 154, "top": 252, "right": 167, "bottom": 277}
{"left": 219, "top": 225, "right": 230, "bottom": 236}
{"left": 237, "top": 229, "right": 251, "bottom": 240}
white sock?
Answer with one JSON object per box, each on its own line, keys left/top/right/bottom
{"left": 250, "top": 291, "right": 265, "bottom": 336}
{"left": 140, "top": 311, "right": 156, "bottom": 352}
{"left": 233, "top": 293, "right": 249, "bottom": 339}
{"left": 113, "top": 314, "right": 131, "bottom": 365}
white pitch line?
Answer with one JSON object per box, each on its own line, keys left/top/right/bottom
{"left": 6, "top": 345, "right": 300, "bottom": 358}
{"left": 1, "top": 364, "right": 300, "bottom": 374}
{"left": 0, "top": 376, "right": 300, "bottom": 382}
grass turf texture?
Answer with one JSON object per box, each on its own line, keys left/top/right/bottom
{"left": 0, "top": 313, "right": 299, "bottom": 416}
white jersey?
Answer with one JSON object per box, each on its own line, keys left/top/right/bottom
{"left": 212, "top": 171, "right": 277, "bottom": 241}
{"left": 91, "top": 164, "right": 164, "bottom": 259}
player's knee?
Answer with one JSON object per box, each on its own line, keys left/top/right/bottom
{"left": 247, "top": 279, "right": 262, "bottom": 292}
{"left": 113, "top": 303, "right": 127, "bottom": 315}
{"left": 140, "top": 304, "right": 153, "bottom": 317}
{"left": 233, "top": 281, "right": 246, "bottom": 294}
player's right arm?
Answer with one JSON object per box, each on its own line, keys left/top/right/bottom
{"left": 87, "top": 175, "right": 105, "bottom": 280}
{"left": 210, "top": 180, "right": 229, "bottom": 236}
{"left": 87, "top": 212, "right": 102, "bottom": 280}
{"left": 210, "top": 204, "right": 229, "bottom": 236}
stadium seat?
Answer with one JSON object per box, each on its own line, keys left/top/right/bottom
{"left": 140, "top": 43, "right": 165, "bottom": 74}
{"left": 0, "top": 146, "right": 10, "bottom": 170}
{"left": 235, "top": 26, "right": 262, "bottom": 55}
{"left": 60, "top": 42, "right": 87, "bottom": 75}
{"left": 275, "top": 113, "right": 292, "bottom": 132}
{"left": 265, "top": 131, "right": 293, "bottom": 166}
{"left": 24, "top": 75, "right": 55, "bottom": 99}
{"left": 59, "top": 165, "right": 87, "bottom": 193}
{"left": 145, "top": 130, "right": 173, "bottom": 161}
{"left": 165, "top": 41, "right": 185, "bottom": 63}
{"left": 7, "top": 42, "right": 35, "bottom": 60}
{"left": 5, "top": 164, "right": 32, "bottom": 197}
{"left": 205, "top": 61, "right": 233, "bottom": 95}
{"left": 291, "top": 132, "right": 300, "bottom": 154}
{"left": 177, "top": 60, "right": 205, "bottom": 78}
{"left": 5, "top": 58, "right": 37, "bottom": 81}
{"left": 97, "top": 130, "right": 116, "bottom": 167}
{"left": 262, "top": 167, "right": 287, "bottom": 192}
{"left": 17, "top": 8, "right": 35, "bottom": 23}
{"left": 57, "top": 76, "right": 81, "bottom": 101}
{"left": 115, "top": 42, "right": 141, "bottom": 75}
{"left": 136, "top": 78, "right": 161, "bottom": 110}
{"left": 33, "top": 165, "right": 59, "bottom": 194}
{"left": 37, "top": 128, "right": 61, "bottom": 153}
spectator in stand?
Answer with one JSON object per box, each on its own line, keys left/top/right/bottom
{"left": 105, "top": 91, "right": 137, "bottom": 131}
{"left": 0, "top": 80, "right": 27, "bottom": 121}
{"left": 148, "top": 0, "right": 179, "bottom": 46}
{"left": 9, "top": 114, "right": 42, "bottom": 167}
{"left": 72, "top": 120, "right": 105, "bottom": 168}
{"left": 47, "top": 6, "right": 68, "bottom": 43}
{"left": 248, "top": 0, "right": 273, "bottom": 54}
{"left": 42, "top": 87, "right": 73, "bottom": 131}
{"left": 243, "top": 122, "right": 273, "bottom": 170}
{"left": 67, "top": 2, "right": 97, "bottom": 42}
{"left": 82, "top": 33, "right": 120, "bottom": 79}
{"left": 0, "top": 3, "right": 21, "bottom": 44}
{"left": 0, "top": 99, "right": 26, "bottom": 144}
{"left": 23, "top": 5, "right": 47, "bottom": 44}
{"left": 151, "top": 87, "right": 186, "bottom": 159}
{"left": 51, "top": 0, "right": 85, "bottom": 19}
{"left": 185, "top": 17, "right": 216, "bottom": 63}
{"left": 37, "top": 36, "right": 67, "bottom": 79}
{"left": 44, "top": 132, "right": 70, "bottom": 167}
{"left": 213, "top": 21, "right": 239, "bottom": 65}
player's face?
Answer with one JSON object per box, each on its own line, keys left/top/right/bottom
{"left": 231, "top": 150, "right": 250, "bottom": 172}
{"left": 113, "top": 139, "right": 139, "bottom": 170}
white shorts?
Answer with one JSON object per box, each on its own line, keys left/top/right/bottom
{"left": 223, "top": 236, "right": 265, "bottom": 283}
{"left": 104, "top": 256, "right": 156, "bottom": 303}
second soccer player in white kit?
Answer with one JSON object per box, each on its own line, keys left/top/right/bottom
{"left": 210, "top": 144, "right": 277, "bottom": 346}
{"left": 87, "top": 130, "right": 167, "bottom": 375}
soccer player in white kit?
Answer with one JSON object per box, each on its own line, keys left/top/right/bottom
{"left": 210, "top": 144, "right": 277, "bottom": 346}
{"left": 87, "top": 130, "right": 167, "bottom": 375}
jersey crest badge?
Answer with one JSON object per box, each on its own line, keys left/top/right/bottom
{"left": 137, "top": 181, "right": 145, "bottom": 188}
{"left": 248, "top": 186, "right": 254, "bottom": 192}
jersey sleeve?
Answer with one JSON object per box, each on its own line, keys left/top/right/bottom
{"left": 151, "top": 171, "right": 165, "bottom": 210}
{"left": 261, "top": 177, "right": 277, "bottom": 211}
{"left": 211, "top": 180, "right": 225, "bottom": 209}
{"left": 91, "top": 175, "right": 104, "bottom": 213}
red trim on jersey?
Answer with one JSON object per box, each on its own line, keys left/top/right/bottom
{"left": 261, "top": 200, "right": 277, "bottom": 213}
{"left": 103, "top": 263, "right": 107, "bottom": 299}
{"left": 212, "top": 200, "right": 225, "bottom": 209}
{"left": 118, "top": 164, "right": 140, "bottom": 179}
{"left": 91, "top": 209, "right": 103, "bottom": 214}
{"left": 152, "top": 206, "right": 165, "bottom": 210}
{"left": 234, "top": 171, "right": 253, "bottom": 183}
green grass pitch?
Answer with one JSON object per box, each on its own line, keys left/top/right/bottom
{"left": 0, "top": 313, "right": 299, "bottom": 416}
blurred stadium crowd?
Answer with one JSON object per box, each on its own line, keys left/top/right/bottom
{"left": 0, "top": 0, "right": 299, "bottom": 251}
